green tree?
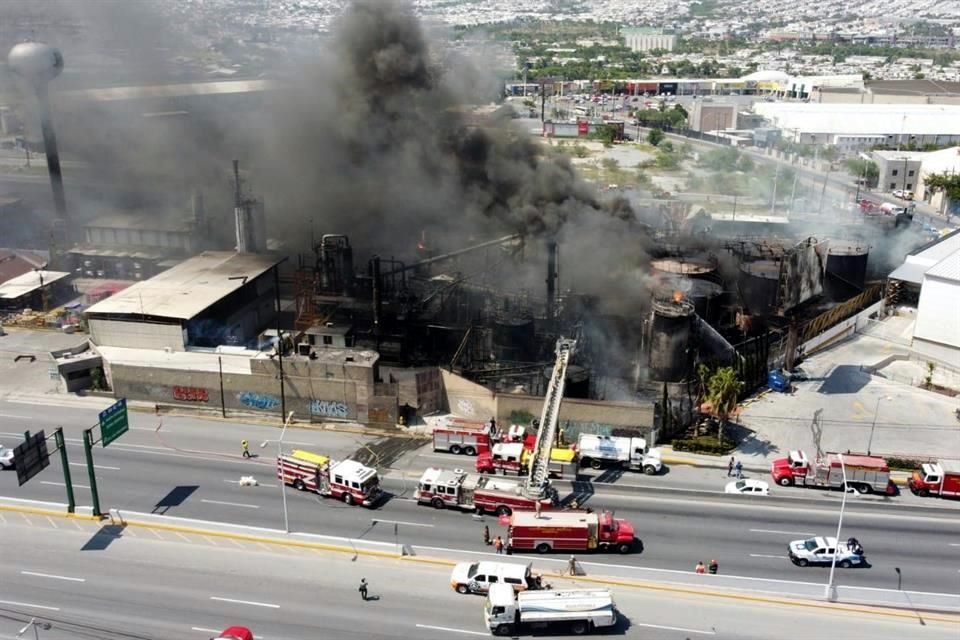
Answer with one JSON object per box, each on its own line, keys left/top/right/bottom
{"left": 705, "top": 366, "right": 743, "bottom": 441}
{"left": 736, "top": 155, "right": 755, "bottom": 173}
{"left": 648, "top": 127, "right": 665, "bottom": 146}
{"left": 923, "top": 171, "right": 960, "bottom": 213}
{"left": 655, "top": 149, "right": 681, "bottom": 170}
{"left": 845, "top": 158, "right": 879, "bottom": 186}
{"left": 601, "top": 157, "right": 620, "bottom": 172}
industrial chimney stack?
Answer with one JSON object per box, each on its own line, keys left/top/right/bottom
{"left": 8, "top": 42, "right": 69, "bottom": 258}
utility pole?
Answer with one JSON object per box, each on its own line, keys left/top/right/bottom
{"left": 273, "top": 264, "right": 286, "bottom": 422}
{"left": 818, "top": 169, "right": 830, "bottom": 215}
{"left": 770, "top": 162, "right": 780, "bottom": 213}
{"left": 789, "top": 169, "right": 799, "bottom": 212}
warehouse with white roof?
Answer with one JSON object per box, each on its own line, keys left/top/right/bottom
{"left": 752, "top": 103, "right": 960, "bottom": 151}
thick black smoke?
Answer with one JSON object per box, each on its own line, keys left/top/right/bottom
{"left": 257, "top": 0, "right": 644, "bottom": 256}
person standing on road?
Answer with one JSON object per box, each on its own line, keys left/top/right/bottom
{"left": 483, "top": 525, "right": 491, "bottom": 546}
{"left": 568, "top": 556, "right": 578, "bottom": 576}
{"left": 735, "top": 460, "right": 743, "bottom": 479}
{"left": 727, "top": 457, "right": 734, "bottom": 477}
{"left": 241, "top": 440, "right": 250, "bottom": 458}
{"left": 494, "top": 536, "right": 504, "bottom": 554}
{"left": 695, "top": 561, "right": 705, "bottom": 574}
{"left": 708, "top": 559, "right": 719, "bottom": 575}
{"left": 359, "top": 578, "right": 368, "bottom": 601}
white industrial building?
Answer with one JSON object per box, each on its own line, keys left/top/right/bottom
{"left": 889, "top": 231, "right": 960, "bottom": 363}
{"left": 84, "top": 251, "right": 281, "bottom": 351}
{"left": 752, "top": 103, "right": 960, "bottom": 151}
{"left": 622, "top": 27, "right": 677, "bottom": 52}
{"left": 916, "top": 146, "right": 960, "bottom": 215}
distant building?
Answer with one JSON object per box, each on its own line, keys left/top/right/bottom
{"left": 916, "top": 146, "right": 960, "bottom": 215}
{"left": 752, "top": 103, "right": 960, "bottom": 151}
{"left": 0, "top": 269, "right": 71, "bottom": 312}
{"left": 622, "top": 27, "right": 677, "bottom": 53}
{"left": 688, "top": 101, "right": 737, "bottom": 132}
{"left": 813, "top": 80, "right": 960, "bottom": 106}
{"left": 68, "top": 193, "right": 210, "bottom": 280}
{"left": 871, "top": 150, "right": 925, "bottom": 193}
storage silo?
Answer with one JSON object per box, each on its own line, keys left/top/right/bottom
{"left": 647, "top": 297, "right": 695, "bottom": 382}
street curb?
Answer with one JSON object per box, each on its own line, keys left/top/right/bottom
{"left": 2, "top": 501, "right": 958, "bottom": 620}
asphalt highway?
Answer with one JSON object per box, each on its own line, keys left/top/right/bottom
{"left": 1, "top": 518, "right": 956, "bottom": 640}
{"left": 2, "top": 401, "right": 958, "bottom": 596}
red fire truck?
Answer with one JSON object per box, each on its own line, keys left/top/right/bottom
{"left": 277, "top": 449, "right": 382, "bottom": 507}
{"left": 476, "top": 441, "right": 578, "bottom": 479}
{"left": 432, "top": 419, "right": 491, "bottom": 456}
{"left": 414, "top": 467, "right": 554, "bottom": 516}
{"left": 908, "top": 460, "right": 960, "bottom": 499}
{"left": 506, "top": 510, "right": 637, "bottom": 554}
{"left": 771, "top": 450, "right": 895, "bottom": 494}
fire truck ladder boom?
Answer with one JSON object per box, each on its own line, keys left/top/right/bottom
{"left": 525, "top": 337, "right": 576, "bottom": 496}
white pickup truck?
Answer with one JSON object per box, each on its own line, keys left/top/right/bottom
{"left": 577, "top": 434, "right": 662, "bottom": 475}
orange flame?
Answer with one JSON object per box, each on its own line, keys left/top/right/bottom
{"left": 672, "top": 290, "right": 684, "bottom": 303}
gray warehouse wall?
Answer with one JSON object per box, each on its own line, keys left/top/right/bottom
{"left": 496, "top": 394, "right": 655, "bottom": 443}
{"left": 108, "top": 362, "right": 371, "bottom": 423}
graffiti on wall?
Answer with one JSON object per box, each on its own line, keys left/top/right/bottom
{"left": 456, "top": 398, "right": 476, "bottom": 416}
{"left": 310, "top": 399, "right": 348, "bottom": 419}
{"left": 173, "top": 386, "right": 209, "bottom": 402}
{"left": 239, "top": 392, "right": 280, "bottom": 410}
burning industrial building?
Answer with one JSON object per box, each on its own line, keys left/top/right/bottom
{"left": 2, "top": 0, "right": 941, "bottom": 442}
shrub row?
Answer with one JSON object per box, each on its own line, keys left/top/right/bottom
{"left": 671, "top": 435, "right": 737, "bottom": 456}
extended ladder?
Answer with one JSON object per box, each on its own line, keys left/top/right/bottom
{"left": 524, "top": 337, "right": 576, "bottom": 497}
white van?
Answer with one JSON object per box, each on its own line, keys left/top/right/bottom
{"left": 450, "top": 561, "right": 536, "bottom": 595}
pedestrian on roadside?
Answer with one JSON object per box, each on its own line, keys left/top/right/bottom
{"left": 359, "top": 578, "right": 368, "bottom": 601}
{"left": 727, "top": 457, "right": 734, "bottom": 477}
{"left": 494, "top": 536, "right": 504, "bottom": 554}
{"left": 241, "top": 440, "right": 251, "bottom": 458}
{"left": 708, "top": 559, "right": 719, "bottom": 575}
{"left": 695, "top": 561, "right": 705, "bottom": 574}
{"left": 735, "top": 460, "right": 743, "bottom": 479}
{"left": 568, "top": 555, "right": 578, "bottom": 576}
{"left": 483, "top": 525, "right": 491, "bottom": 546}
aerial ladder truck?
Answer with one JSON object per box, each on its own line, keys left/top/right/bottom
{"left": 523, "top": 337, "right": 576, "bottom": 499}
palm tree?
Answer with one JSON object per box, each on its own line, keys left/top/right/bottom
{"left": 706, "top": 367, "right": 743, "bottom": 442}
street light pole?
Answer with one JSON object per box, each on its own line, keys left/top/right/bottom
{"left": 867, "top": 396, "right": 890, "bottom": 455}
{"left": 825, "top": 453, "right": 848, "bottom": 602}
{"left": 262, "top": 411, "right": 295, "bottom": 533}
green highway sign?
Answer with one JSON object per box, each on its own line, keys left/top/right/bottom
{"left": 99, "top": 398, "right": 129, "bottom": 448}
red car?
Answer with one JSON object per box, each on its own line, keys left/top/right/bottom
{"left": 215, "top": 627, "right": 253, "bottom": 640}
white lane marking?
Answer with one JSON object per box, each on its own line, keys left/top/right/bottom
{"left": 0, "top": 412, "right": 34, "bottom": 419}
{"left": 372, "top": 518, "right": 435, "bottom": 528}
{"left": 70, "top": 462, "right": 120, "bottom": 471}
{"left": 0, "top": 599, "right": 60, "bottom": 611}
{"left": 415, "top": 624, "right": 487, "bottom": 637}
{"left": 21, "top": 570, "right": 86, "bottom": 583}
{"left": 200, "top": 499, "right": 260, "bottom": 509}
{"left": 191, "top": 628, "right": 220, "bottom": 634}
{"left": 633, "top": 622, "right": 716, "bottom": 635}
{"left": 950, "top": 543, "right": 960, "bottom": 547}
{"left": 41, "top": 481, "right": 90, "bottom": 490}
{"left": 210, "top": 596, "right": 279, "bottom": 609}
{"left": 750, "top": 554, "right": 789, "bottom": 559}
{"left": 750, "top": 529, "right": 816, "bottom": 536}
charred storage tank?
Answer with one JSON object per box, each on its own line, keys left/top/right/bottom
{"left": 655, "top": 277, "right": 724, "bottom": 325}
{"left": 648, "top": 297, "right": 695, "bottom": 382}
{"left": 824, "top": 241, "right": 869, "bottom": 301}
{"left": 650, "top": 257, "right": 717, "bottom": 281}
{"left": 493, "top": 315, "right": 536, "bottom": 362}
{"left": 738, "top": 260, "right": 781, "bottom": 316}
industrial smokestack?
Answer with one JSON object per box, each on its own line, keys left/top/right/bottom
{"left": 8, "top": 42, "right": 69, "bottom": 248}
{"left": 546, "top": 241, "right": 558, "bottom": 322}
{"left": 232, "top": 160, "right": 265, "bottom": 253}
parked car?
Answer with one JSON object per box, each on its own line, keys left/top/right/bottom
{"left": 893, "top": 189, "right": 914, "bottom": 200}
{"left": 725, "top": 479, "right": 770, "bottom": 495}
{"left": 0, "top": 445, "right": 14, "bottom": 470}
{"left": 788, "top": 536, "right": 865, "bottom": 568}
{"left": 450, "top": 561, "right": 538, "bottom": 595}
